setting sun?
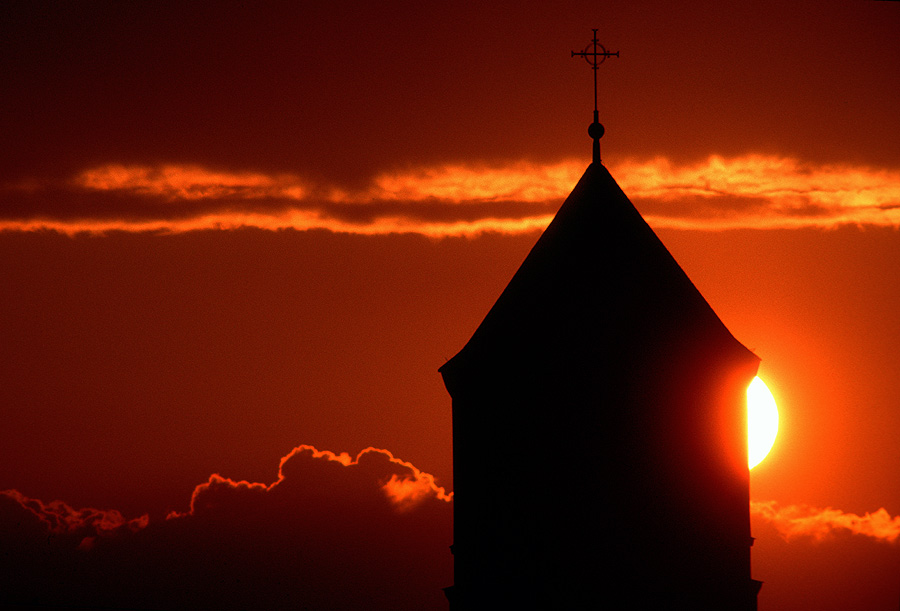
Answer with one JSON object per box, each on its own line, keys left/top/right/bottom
{"left": 748, "top": 377, "right": 779, "bottom": 469}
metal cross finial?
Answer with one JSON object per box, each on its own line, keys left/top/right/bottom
{"left": 571, "top": 29, "right": 619, "bottom": 163}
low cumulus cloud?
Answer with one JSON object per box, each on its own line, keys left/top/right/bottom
{"left": 751, "top": 500, "right": 900, "bottom": 543}
{"left": 4, "top": 446, "right": 898, "bottom": 609}
{"left": 0, "top": 445, "right": 452, "bottom": 611}
{"left": 0, "top": 488, "right": 148, "bottom": 550}
{"left": 2, "top": 155, "right": 899, "bottom": 235}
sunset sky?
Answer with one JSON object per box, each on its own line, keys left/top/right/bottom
{"left": 2, "top": 1, "right": 900, "bottom": 609}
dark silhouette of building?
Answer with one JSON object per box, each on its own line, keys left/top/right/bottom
{"left": 440, "top": 156, "right": 762, "bottom": 608}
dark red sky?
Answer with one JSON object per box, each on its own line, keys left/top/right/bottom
{"left": 2, "top": 1, "right": 900, "bottom": 609}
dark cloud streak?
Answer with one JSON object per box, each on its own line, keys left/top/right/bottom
{"left": 0, "top": 187, "right": 561, "bottom": 226}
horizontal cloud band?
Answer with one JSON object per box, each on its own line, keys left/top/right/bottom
{"left": 2, "top": 155, "right": 900, "bottom": 234}
{"left": 751, "top": 500, "right": 900, "bottom": 543}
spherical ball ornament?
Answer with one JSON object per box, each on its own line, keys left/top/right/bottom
{"left": 588, "top": 121, "right": 605, "bottom": 139}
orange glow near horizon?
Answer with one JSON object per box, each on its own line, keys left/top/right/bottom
{"left": 748, "top": 377, "right": 779, "bottom": 470}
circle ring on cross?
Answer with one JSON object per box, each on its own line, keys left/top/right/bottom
{"left": 581, "top": 42, "right": 610, "bottom": 68}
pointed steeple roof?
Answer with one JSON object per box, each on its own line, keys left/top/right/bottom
{"left": 440, "top": 162, "right": 756, "bottom": 389}
{"left": 442, "top": 35, "right": 760, "bottom": 607}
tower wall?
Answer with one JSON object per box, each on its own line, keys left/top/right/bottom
{"left": 444, "top": 340, "right": 757, "bottom": 609}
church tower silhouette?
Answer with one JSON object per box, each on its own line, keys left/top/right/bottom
{"left": 440, "top": 31, "right": 762, "bottom": 610}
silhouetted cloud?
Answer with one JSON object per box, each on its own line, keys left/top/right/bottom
{"left": 4, "top": 446, "right": 898, "bottom": 609}
{"left": 752, "top": 500, "right": 900, "bottom": 543}
{"left": 0, "top": 445, "right": 452, "bottom": 611}
{"left": 2, "top": 156, "right": 899, "bottom": 235}
{"left": 0, "top": 488, "right": 148, "bottom": 549}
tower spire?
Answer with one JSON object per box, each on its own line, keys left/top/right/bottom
{"left": 571, "top": 28, "right": 619, "bottom": 164}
